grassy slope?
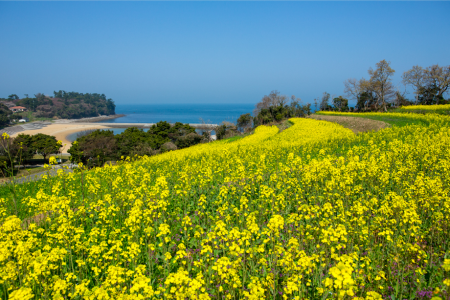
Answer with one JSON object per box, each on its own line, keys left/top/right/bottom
{"left": 316, "top": 112, "right": 430, "bottom": 126}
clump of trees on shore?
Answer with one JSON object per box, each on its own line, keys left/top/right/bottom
{"left": 0, "top": 91, "right": 116, "bottom": 125}
{"left": 68, "top": 121, "right": 206, "bottom": 168}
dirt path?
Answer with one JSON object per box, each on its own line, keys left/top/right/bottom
{"left": 309, "top": 114, "right": 390, "bottom": 134}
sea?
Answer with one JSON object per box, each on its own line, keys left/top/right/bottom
{"left": 100, "top": 103, "right": 255, "bottom": 125}
{"left": 67, "top": 103, "right": 255, "bottom": 142}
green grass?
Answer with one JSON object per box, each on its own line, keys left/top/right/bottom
{"left": 316, "top": 112, "right": 430, "bottom": 127}
{"left": 0, "top": 154, "right": 70, "bottom": 183}
{"left": 221, "top": 135, "right": 244, "bottom": 143}
{"left": 389, "top": 108, "right": 450, "bottom": 116}
{"left": 360, "top": 115, "right": 429, "bottom": 126}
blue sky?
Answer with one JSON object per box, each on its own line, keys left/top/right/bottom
{"left": 1, "top": 2, "right": 449, "bottom": 107}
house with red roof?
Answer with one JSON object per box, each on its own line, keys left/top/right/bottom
{"left": 9, "top": 106, "right": 27, "bottom": 112}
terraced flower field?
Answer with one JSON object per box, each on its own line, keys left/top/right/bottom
{"left": 399, "top": 104, "right": 450, "bottom": 112}
{"left": 1, "top": 114, "right": 449, "bottom": 299}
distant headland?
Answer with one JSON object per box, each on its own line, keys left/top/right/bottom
{"left": 0, "top": 90, "right": 116, "bottom": 126}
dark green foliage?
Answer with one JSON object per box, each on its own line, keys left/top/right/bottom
{"left": 168, "top": 122, "right": 196, "bottom": 137}
{"left": 0, "top": 103, "right": 12, "bottom": 127}
{"left": 148, "top": 121, "right": 171, "bottom": 149}
{"left": 320, "top": 92, "right": 331, "bottom": 111}
{"left": 356, "top": 91, "right": 378, "bottom": 112}
{"left": 332, "top": 96, "right": 349, "bottom": 112}
{"left": 13, "top": 134, "right": 35, "bottom": 164}
{"left": 72, "top": 130, "right": 117, "bottom": 168}
{"left": 67, "top": 141, "right": 82, "bottom": 165}
{"left": 215, "top": 122, "right": 240, "bottom": 140}
{"left": 175, "top": 132, "right": 202, "bottom": 149}
{"left": 253, "top": 93, "right": 311, "bottom": 126}
{"left": 115, "top": 127, "right": 151, "bottom": 158}
{"left": 394, "top": 92, "right": 412, "bottom": 107}
{"left": 417, "top": 85, "right": 445, "bottom": 105}
{"left": 168, "top": 122, "right": 198, "bottom": 148}
{"left": 0, "top": 136, "right": 17, "bottom": 175}
{"left": 31, "top": 133, "right": 62, "bottom": 162}
{"left": 216, "top": 124, "right": 227, "bottom": 140}
{"left": 237, "top": 113, "right": 253, "bottom": 132}
{"left": 11, "top": 114, "right": 23, "bottom": 121}
{"left": 146, "top": 121, "right": 199, "bottom": 149}
{"left": 1, "top": 90, "right": 116, "bottom": 119}
{"left": 289, "top": 100, "right": 312, "bottom": 118}
{"left": 18, "top": 93, "right": 50, "bottom": 112}
{"left": 160, "top": 142, "right": 177, "bottom": 152}
{"left": 68, "top": 121, "right": 202, "bottom": 167}
{"left": 0, "top": 133, "right": 61, "bottom": 176}
{"left": 106, "top": 99, "right": 116, "bottom": 114}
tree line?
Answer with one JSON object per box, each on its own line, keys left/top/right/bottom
{"left": 0, "top": 91, "right": 116, "bottom": 123}
{"left": 334, "top": 61, "right": 449, "bottom": 112}
{"left": 222, "top": 62, "right": 449, "bottom": 139}
{"left": 0, "top": 133, "right": 62, "bottom": 174}
{"left": 314, "top": 61, "right": 450, "bottom": 113}
{"left": 213, "top": 91, "right": 312, "bottom": 140}
{"left": 0, "top": 104, "right": 14, "bottom": 127}
{"left": 68, "top": 121, "right": 207, "bottom": 168}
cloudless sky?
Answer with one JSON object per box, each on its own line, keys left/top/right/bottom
{"left": 1, "top": 1, "right": 449, "bottom": 107}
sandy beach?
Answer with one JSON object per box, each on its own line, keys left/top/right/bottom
{"left": 11, "top": 124, "right": 111, "bottom": 153}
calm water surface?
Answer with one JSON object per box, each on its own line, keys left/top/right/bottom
{"left": 68, "top": 104, "right": 254, "bottom": 142}
{"left": 99, "top": 103, "right": 254, "bottom": 125}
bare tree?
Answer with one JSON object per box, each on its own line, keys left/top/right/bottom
{"left": 426, "top": 64, "right": 450, "bottom": 104}
{"left": 360, "top": 78, "right": 379, "bottom": 111}
{"left": 344, "top": 77, "right": 378, "bottom": 111}
{"left": 344, "top": 78, "right": 374, "bottom": 110}
{"left": 319, "top": 92, "right": 330, "bottom": 111}
{"left": 368, "top": 60, "right": 396, "bottom": 111}
{"left": 394, "top": 89, "right": 409, "bottom": 107}
{"left": 403, "top": 64, "right": 450, "bottom": 105}
{"left": 344, "top": 78, "right": 363, "bottom": 101}
{"left": 402, "top": 65, "right": 426, "bottom": 104}
{"left": 253, "top": 90, "right": 287, "bottom": 116}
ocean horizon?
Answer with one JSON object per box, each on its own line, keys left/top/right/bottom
{"left": 66, "top": 103, "right": 255, "bottom": 142}
{"left": 99, "top": 103, "right": 255, "bottom": 125}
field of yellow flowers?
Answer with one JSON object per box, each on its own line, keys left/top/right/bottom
{"left": 1, "top": 114, "right": 450, "bottom": 300}
{"left": 399, "top": 104, "right": 450, "bottom": 112}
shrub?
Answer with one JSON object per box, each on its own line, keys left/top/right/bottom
{"left": 175, "top": 132, "right": 202, "bottom": 149}
{"left": 160, "top": 141, "right": 177, "bottom": 152}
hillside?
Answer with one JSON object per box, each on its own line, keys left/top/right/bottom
{"left": 0, "top": 91, "right": 116, "bottom": 121}
{"left": 1, "top": 111, "right": 450, "bottom": 299}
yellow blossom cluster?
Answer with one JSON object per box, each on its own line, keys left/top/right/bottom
{"left": 399, "top": 104, "right": 450, "bottom": 111}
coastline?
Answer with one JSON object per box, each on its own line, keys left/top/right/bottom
{"left": 7, "top": 114, "right": 125, "bottom": 154}
{"left": 54, "top": 114, "right": 125, "bottom": 124}
{"left": 11, "top": 123, "right": 113, "bottom": 154}
{"left": 8, "top": 114, "right": 221, "bottom": 154}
